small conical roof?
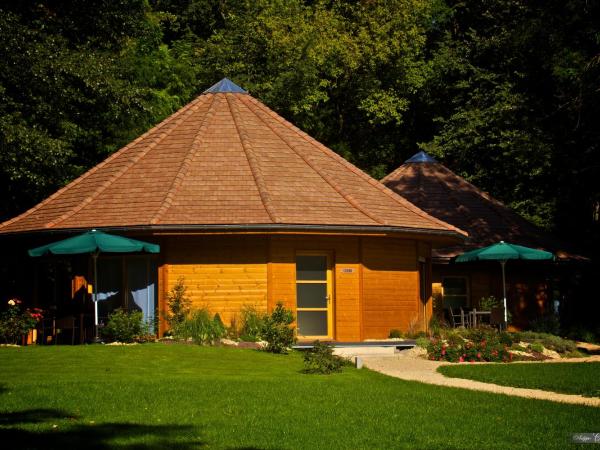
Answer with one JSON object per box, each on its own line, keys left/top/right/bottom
{"left": 405, "top": 151, "right": 437, "bottom": 163}
{"left": 0, "top": 81, "right": 464, "bottom": 238}
{"left": 382, "top": 152, "right": 582, "bottom": 260}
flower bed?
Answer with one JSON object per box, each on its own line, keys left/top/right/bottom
{"left": 420, "top": 327, "right": 579, "bottom": 363}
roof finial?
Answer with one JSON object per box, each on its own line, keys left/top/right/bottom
{"left": 204, "top": 78, "right": 248, "bottom": 94}
{"left": 405, "top": 151, "right": 437, "bottom": 163}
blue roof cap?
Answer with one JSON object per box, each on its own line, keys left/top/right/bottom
{"left": 405, "top": 151, "right": 437, "bottom": 163}
{"left": 203, "top": 78, "right": 248, "bottom": 94}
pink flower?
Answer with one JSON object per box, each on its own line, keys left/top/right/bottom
{"left": 459, "top": 356, "right": 464, "bottom": 363}
{"left": 477, "top": 352, "right": 482, "bottom": 359}
{"left": 441, "top": 349, "right": 446, "bottom": 355}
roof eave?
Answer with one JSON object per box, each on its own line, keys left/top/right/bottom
{"left": 0, "top": 223, "right": 466, "bottom": 241}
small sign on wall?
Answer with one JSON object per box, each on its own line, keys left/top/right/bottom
{"left": 340, "top": 268, "right": 355, "bottom": 273}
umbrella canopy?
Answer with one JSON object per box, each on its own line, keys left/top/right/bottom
{"left": 455, "top": 241, "right": 554, "bottom": 326}
{"left": 455, "top": 241, "right": 553, "bottom": 263}
{"left": 29, "top": 229, "right": 160, "bottom": 341}
{"left": 29, "top": 229, "right": 159, "bottom": 257}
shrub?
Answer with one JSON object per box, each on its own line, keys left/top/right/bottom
{"left": 240, "top": 306, "right": 267, "bottom": 342}
{"left": 529, "top": 342, "right": 544, "bottom": 353}
{"left": 517, "top": 331, "right": 577, "bottom": 354}
{"left": 389, "top": 329, "right": 403, "bottom": 339}
{"left": 101, "top": 309, "right": 146, "bottom": 343}
{"left": 261, "top": 302, "right": 296, "bottom": 353}
{"left": 565, "top": 325, "right": 599, "bottom": 344}
{"left": 172, "top": 308, "right": 226, "bottom": 345}
{"left": 166, "top": 277, "right": 191, "bottom": 330}
{"left": 0, "top": 299, "right": 43, "bottom": 344}
{"left": 303, "top": 341, "right": 346, "bottom": 374}
{"left": 415, "top": 336, "right": 430, "bottom": 348}
{"left": 429, "top": 315, "right": 443, "bottom": 337}
{"left": 426, "top": 329, "right": 513, "bottom": 363}
{"left": 529, "top": 314, "right": 561, "bottom": 335}
{"left": 479, "top": 295, "right": 500, "bottom": 311}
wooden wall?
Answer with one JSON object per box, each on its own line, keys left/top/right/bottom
{"left": 163, "top": 235, "right": 268, "bottom": 328}
{"left": 160, "top": 233, "right": 429, "bottom": 340}
{"left": 361, "top": 237, "right": 421, "bottom": 338}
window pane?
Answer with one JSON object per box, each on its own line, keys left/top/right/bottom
{"left": 443, "top": 277, "right": 467, "bottom": 293}
{"left": 297, "top": 311, "right": 328, "bottom": 336}
{"left": 444, "top": 296, "right": 468, "bottom": 308}
{"left": 297, "top": 284, "right": 327, "bottom": 308}
{"left": 296, "top": 256, "right": 327, "bottom": 281}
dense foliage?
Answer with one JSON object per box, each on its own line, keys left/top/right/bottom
{"left": 0, "top": 298, "right": 42, "bottom": 344}
{"left": 303, "top": 340, "right": 346, "bottom": 374}
{"left": 171, "top": 308, "right": 226, "bottom": 344}
{"left": 101, "top": 308, "right": 149, "bottom": 343}
{"left": 1, "top": 0, "right": 598, "bottom": 255}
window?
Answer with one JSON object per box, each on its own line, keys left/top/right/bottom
{"left": 442, "top": 277, "right": 469, "bottom": 308}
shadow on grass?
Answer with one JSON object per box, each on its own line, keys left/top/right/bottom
{"left": 0, "top": 409, "right": 204, "bottom": 449}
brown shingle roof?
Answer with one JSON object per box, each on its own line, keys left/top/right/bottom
{"left": 0, "top": 80, "right": 464, "bottom": 238}
{"left": 382, "top": 151, "right": 583, "bottom": 260}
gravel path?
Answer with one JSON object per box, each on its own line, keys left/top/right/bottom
{"left": 362, "top": 351, "right": 600, "bottom": 407}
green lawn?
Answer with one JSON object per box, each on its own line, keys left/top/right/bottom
{"left": 0, "top": 345, "right": 598, "bottom": 449}
{"left": 438, "top": 362, "right": 600, "bottom": 397}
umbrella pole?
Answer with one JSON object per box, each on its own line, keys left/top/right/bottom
{"left": 93, "top": 252, "right": 99, "bottom": 342}
{"left": 500, "top": 260, "right": 507, "bottom": 327}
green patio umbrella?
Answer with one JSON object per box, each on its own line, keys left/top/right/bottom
{"left": 29, "top": 229, "right": 160, "bottom": 340}
{"left": 455, "top": 241, "right": 554, "bottom": 325}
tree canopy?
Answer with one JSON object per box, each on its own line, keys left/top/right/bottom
{"left": 0, "top": 0, "right": 598, "bottom": 255}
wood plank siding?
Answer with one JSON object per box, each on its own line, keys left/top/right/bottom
{"left": 164, "top": 235, "right": 269, "bottom": 327}
{"left": 158, "top": 234, "right": 432, "bottom": 340}
{"left": 361, "top": 238, "right": 421, "bottom": 338}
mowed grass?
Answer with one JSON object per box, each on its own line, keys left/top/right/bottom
{"left": 439, "top": 362, "right": 600, "bottom": 397}
{"left": 0, "top": 346, "right": 598, "bottom": 449}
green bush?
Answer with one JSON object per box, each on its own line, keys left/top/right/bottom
{"left": 426, "top": 329, "right": 513, "bottom": 363}
{"left": 0, "top": 299, "right": 42, "bottom": 344}
{"left": 101, "top": 309, "right": 147, "bottom": 343}
{"left": 389, "top": 329, "right": 404, "bottom": 339}
{"left": 415, "top": 336, "right": 430, "bottom": 348}
{"left": 240, "top": 306, "right": 267, "bottom": 342}
{"left": 529, "top": 314, "right": 561, "bottom": 335}
{"left": 261, "top": 303, "right": 296, "bottom": 353}
{"left": 303, "top": 341, "right": 346, "bottom": 374}
{"left": 516, "top": 331, "right": 577, "bottom": 354}
{"left": 172, "top": 308, "right": 226, "bottom": 345}
{"left": 529, "top": 342, "right": 544, "bottom": 353}
{"left": 479, "top": 295, "right": 500, "bottom": 311}
{"left": 166, "top": 277, "right": 191, "bottom": 330}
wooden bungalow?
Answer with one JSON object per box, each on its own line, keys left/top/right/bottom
{"left": 382, "top": 151, "right": 585, "bottom": 328}
{"left": 0, "top": 80, "right": 465, "bottom": 341}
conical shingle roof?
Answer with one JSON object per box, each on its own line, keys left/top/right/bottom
{"left": 382, "top": 151, "right": 581, "bottom": 260}
{"left": 0, "top": 81, "right": 464, "bottom": 238}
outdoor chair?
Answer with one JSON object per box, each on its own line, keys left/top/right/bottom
{"left": 448, "top": 306, "right": 467, "bottom": 328}
{"left": 490, "top": 306, "right": 505, "bottom": 331}
{"left": 54, "top": 316, "right": 79, "bottom": 345}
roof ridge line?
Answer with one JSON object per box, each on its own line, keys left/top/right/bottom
{"left": 245, "top": 96, "right": 466, "bottom": 235}
{"left": 46, "top": 96, "right": 207, "bottom": 229}
{"left": 150, "top": 95, "right": 218, "bottom": 225}
{"left": 240, "top": 96, "right": 386, "bottom": 226}
{"left": 0, "top": 95, "right": 205, "bottom": 231}
{"left": 226, "top": 94, "right": 279, "bottom": 223}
